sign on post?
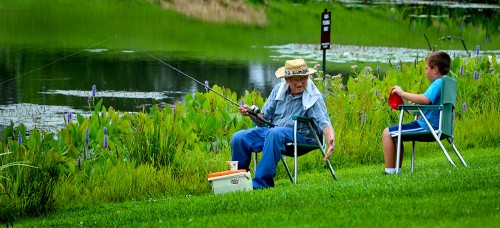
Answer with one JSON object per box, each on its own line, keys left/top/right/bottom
{"left": 320, "top": 9, "right": 331, "bottom": 50}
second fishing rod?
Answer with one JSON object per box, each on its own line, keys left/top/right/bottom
{"left": 114, "top": 36, "right": 275, "bottom": 128}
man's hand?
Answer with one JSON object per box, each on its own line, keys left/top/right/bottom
{"left": 324, "top": 138, "right": 335, "bottom": 161}
{"left": 238, "top": 104, "right": 250, "bottom": 116}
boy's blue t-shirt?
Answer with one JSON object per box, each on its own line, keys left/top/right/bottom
{"left": 418, "top": 77, "right": 442, "bottom": 130}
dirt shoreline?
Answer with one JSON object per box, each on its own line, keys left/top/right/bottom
{"left": 155, "top": 0, "right": 267, "bottom": 25}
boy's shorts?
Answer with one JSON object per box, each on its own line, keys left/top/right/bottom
{"left": 388, "top": 121, "right": 428, "bottom": 137}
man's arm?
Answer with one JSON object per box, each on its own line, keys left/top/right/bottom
{"left": 322, "top": 125, "right": 335, "bottom": 161}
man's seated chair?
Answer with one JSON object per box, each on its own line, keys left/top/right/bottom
{"left": 253, "top": 116, "right": 337, "bottom": 184}
{"left": 395, "top": 76, "right": 467, "bottom": 172}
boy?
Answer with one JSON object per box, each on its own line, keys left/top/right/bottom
{"left": 381, "top": 51, "right": 451, "bottom": 174}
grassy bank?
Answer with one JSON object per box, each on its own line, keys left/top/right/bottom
{"left": 15, "top": 147, "right": 499, "bottom": 227}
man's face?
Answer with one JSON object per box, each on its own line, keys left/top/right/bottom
{"left": 285, "top": 76, "right": 308, "bottom": 95}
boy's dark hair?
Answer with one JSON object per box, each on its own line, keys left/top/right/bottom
{"left": 426, "top": 51, "right": 451, "bottom": 75}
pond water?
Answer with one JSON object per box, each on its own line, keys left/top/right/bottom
{"left": 1, "top": 1, "right": 499, "bottom": 133}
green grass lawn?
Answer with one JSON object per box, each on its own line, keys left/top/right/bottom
{"left": 15, "top": 147, "right": 499, "bottom": 227}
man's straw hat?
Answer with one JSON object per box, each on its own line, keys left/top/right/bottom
{"left": 275, "top": 58, "right": 317, "bottom": 78}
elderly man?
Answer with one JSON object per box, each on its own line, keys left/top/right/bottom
{"left": 231, "top": 58, "right": 335, "bottom": 189}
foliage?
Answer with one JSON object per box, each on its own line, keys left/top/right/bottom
{"left": 0, "top": 126, "right": 64, "bottom": 225}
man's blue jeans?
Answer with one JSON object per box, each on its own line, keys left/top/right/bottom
{"left": 231, "top": 127, "right": 307, "bottom": 189}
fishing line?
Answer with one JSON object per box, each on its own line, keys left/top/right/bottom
{"left": 0, "top": 36, "right": 116, "bottom": 86}
{"left": 114, "top": 35, "right": 275, "bottom": 127}
{"left": 0, "top": 35, "right": 274, "bottom": 127}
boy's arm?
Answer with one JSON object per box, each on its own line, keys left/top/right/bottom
{"left": 391, "top": 86, "right": 431, "bottom": 105}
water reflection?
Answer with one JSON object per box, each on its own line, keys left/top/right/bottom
{"left": 0, "top": 47, "right": 282, "bottom": 112}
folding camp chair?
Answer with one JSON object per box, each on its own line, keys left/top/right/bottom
{"left": 395, "top": 76, "right": 467, "bottom": 172}
{"left": 253, "top": 116, "right": 337, "bottom": 184}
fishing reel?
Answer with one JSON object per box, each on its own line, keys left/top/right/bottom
{"left": 248, "top": 105, "right": 261, "bottom": 115}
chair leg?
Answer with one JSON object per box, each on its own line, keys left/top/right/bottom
{"left": 447, "top": 138, "right": 467, "bottom": 167}
{"left": 436, "top": 139, "right": 457, "bottom": 167}
{"left": 419, "top": 110, "right": 456, "bottom": 167}
{"left": 293, "top": 120, "right": 298, "bottom": 184}
{"left": 325, "top": 158, "right": 338, "bottom": 180}
{"left": 411, "top": 141, "right": 416, "bottom": 172}
{"left": 396, "top": 109, "right": 405, "bottom": 173}
{"left": 253, "top": 152, "right": 257, "bottom": 173}
{"left": 281, "top": 156, "right": 294, "bottom": 183}
{"left": 317, "top": 145, "right": 338, "bottom": 180}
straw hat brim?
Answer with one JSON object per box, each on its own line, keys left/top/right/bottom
{"left": 275, "top": 67, "right": 317, "bottom": 78}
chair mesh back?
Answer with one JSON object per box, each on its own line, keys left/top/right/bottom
{"left": 441, "top": 76, "right": 457, "bottom": 137}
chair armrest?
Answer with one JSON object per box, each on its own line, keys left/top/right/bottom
{"left": 292, "top": 116, "right": 314, "bottom": 123}
{"left": 398, "top": 104, "right": 442, "bottom": 111}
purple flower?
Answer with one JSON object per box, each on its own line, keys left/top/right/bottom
{"left": 85, "top": 128, "right": 90, "bottom": 146}
{"left": 204, "top": 80, "right": 209, "bottom": 88}
{"left": 498, "top": 73, "right": 500, "bottom": 78}
{"left": 460, "top": 66, "right": 464, "bottom": 76}
{"left": 66, "top": 111, "right": 73, "bottom": 124}
{"left": 241, "top": 99, "right": 245, "bottom": 106}
{"left": 462, "top": 102, "right": 467, "bottom": 112}
{"left": 77, "top": 157, "right": 81, "bottom": 171}
{"left": 17, "top": 132, "right": 22, "bottom": 145}
{"left": 476, "top": 45, "right": 480, "bottom": 56}
{"left": 87, "top": 95, "right": 92, "bottom": 104}
{"left": 453, "top": 52, "right": 456, "bottom": 58}
{"left": 103, "top": 127, "right": 107, "bottom": 135}
{"left": 375, "top": 89, "right": 379, "bottom": 96}
{"left": 361, "top": 113, "right": 366, "bottom": 123}
{"left": 91, "top": 85, "right": 97, "bottom": 98}
{"left": 104, "top": 135, "right": 108, "bottom": 148}
{"left": 83, "top": 147, "right": 87, "bottom": 161}
{"left": 474, "top": 71, "right": 479, "bottom": 80}
{"left": 397, "top": 65, "right": 401, "bottom": 71}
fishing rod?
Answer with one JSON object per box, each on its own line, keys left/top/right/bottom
{"left": 114, "top": 36, "right": 275, "bottom": 127}
{"left": 0, "top": 36, "right": 116, "bottom": 86}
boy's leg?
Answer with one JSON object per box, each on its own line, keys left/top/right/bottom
{"left": 383, "top": 127, "right": 404, "bottom": 174}
{"left": 382, "top": 127, "right": 401, "bottom": 169}
{"left": 383, "top": 121, "right": 426, "bottom": 173}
